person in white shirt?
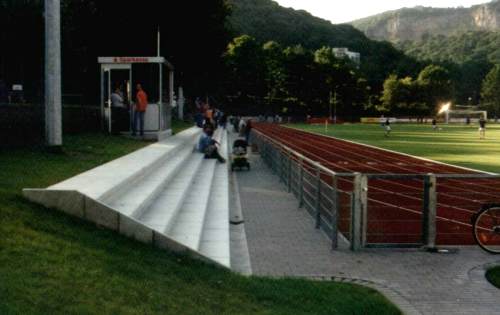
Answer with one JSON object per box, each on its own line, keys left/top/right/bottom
{"left": 111, "top": 87, "right": 125, "bottom": 108}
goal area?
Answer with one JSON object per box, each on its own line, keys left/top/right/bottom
{"left": 446, "top": 110, "right": 487, "bottom": 123}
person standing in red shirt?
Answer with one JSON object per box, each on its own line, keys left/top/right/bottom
{"left": 133, "top": 83, "right": 148, "bottom": 137}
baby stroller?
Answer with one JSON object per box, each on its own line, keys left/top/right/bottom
{"left": 231, "top": 139, "right": 250, "bottom": 171}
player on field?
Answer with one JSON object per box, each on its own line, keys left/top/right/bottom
{"left": 384, "top": 118, "right": 391, "bottom": 137}
{"left": 479, "top": 117, "right": 486, "bottom": 139}
{"left": 432, "top": 118, "right": 438, "bottom": 131}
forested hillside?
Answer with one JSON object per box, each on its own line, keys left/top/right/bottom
{"left": 398, "top": 31, "right": 500, "bottom": 64}
{"left": 229, "top": 0, "right": 367, "bottom": 49}
{"left": 228, "top": 0, "right": 420, "bottom": 85}
{"left": 351, "top": 0, "right": 500, "bottom": 42}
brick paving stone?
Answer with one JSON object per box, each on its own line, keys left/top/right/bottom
{"left": 233, "top": 136, "right": 500, "bottom": 315}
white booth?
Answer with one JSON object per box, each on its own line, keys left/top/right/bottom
{"left": 98, "top": 56, "right": 175, "bottom": 140}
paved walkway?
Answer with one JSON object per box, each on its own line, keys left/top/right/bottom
{"left": 234, "top": 141, "right": 500, "bottom": 315}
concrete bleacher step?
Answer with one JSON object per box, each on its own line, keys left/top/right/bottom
{"left": 104, "top": 138, "right": 198, "bottom": 218}
{"left": 167, "top": 159, "right": 217, "bottom": 250}
{"left": 137, "top": 152, "right": 206, "bottom": 233}
{"left": 165, "top": 131, "right": 226, "bottom": 250}
{"left": 135, "top": 129, "right": 230, "bottom": 267}
{"left": 23, "top": 127, "right": 233, "bottom": 270}
{"left": 49, "top": 127, "right": 201, "bottom": 202}
{"left": 199, "top": 160, "right": 231, "bottom": 267}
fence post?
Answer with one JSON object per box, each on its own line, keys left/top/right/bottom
{"left": 299, "top": 157, "right": 304, "bottom": 208}
{"left": 315, "top": 164, "right": 322, "bottom": 229}
{"left": 422, "top": 173, "right": 437, "bottom": 248}
{"left": 273, "top": 145, "right": 278, "bottom": 173}
{"left": 351, "top": 173, "right": 368, "bottom": 251}
{"left": 331, "top": 175, "right": 339, "bottom": 249}
{"left": 287, "top": 151, "right": 292, "bottom": 193}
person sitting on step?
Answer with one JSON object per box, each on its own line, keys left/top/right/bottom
{"left": 197, "top": 126, "right": 226, "bottom": 163}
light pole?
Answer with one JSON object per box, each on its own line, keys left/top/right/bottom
{"left": 45, "top": 0, "right": 62, "bottom": 147}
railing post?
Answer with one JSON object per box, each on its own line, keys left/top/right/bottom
{"left": 287, "top": 151, "right": 292, "bottom": 193}
{"left": 331, "top": 174, "right": 339, "bottom": 249}
{"left": 281, "top": 149, "right": 285, "bottom": 182}
{"left": 422, "top": 173, "right": 437, "bottom": 249}
{"left": 270, "top": 144, "right": 278, "bottom": 173}
{"left": 299, "top": 157, "right": 304, "bottom": 208}
{"left": 315, "top": 164, "right": 322, "bottom": 229}
{"left": 351, "top": 173, "right": 368, "bottom": 251}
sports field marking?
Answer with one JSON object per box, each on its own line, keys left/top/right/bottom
{"left": 293, "top": 123, "right": 500, "bottom": 174}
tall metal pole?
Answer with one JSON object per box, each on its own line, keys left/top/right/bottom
{"left": 45, "top": 0, "right": 62, "bottom": 146}
{"left": 157, "top": 26, "right": 161, "bottom": 57}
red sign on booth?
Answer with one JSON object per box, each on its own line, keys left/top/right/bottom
{"left": 98, "top": 56, "right": 165, "bottom": 64}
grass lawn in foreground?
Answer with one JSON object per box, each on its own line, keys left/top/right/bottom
{"left": 486, "top": 267, "right": 500, "bottom": 289}
{"left": 0, "top": 133, "right": 400, "bottom": 315}
{"left": 292, "top": 123, "right": 500, "bottom": 174}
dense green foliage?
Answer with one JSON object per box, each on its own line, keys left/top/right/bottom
{"left": 486, "top": 266, "right": 500, "bottom": 288}
{"left": 227, "top": 0, "right": 421, "bottom": 91}
{"left": 398, "top": 31, "right": 500, "bottom": 65}
{"left": 0, "top": 0, "right": 231, "bottom": 102}
{"left": 481, "top": 65, "right": 500, "bottom": 116}
{"left": 380, "top": 65, "right": 453, "bottom": 115}
{"left": 0, "top": 133, "right": 401, "bottom": 315}
{"left": 225, "top": 0, "right": 497, "bottom": 116}
{"left": 223, "top": 35, "right": 368, "bottom": 117}
{"left": 293, "top": 123, "right": 500, "bottom": 174}
{"left": 394, "top": 31, "right": 500, "bottom": 106}
{"left": 229, "top": 0, "right": 369, "bottom": 49}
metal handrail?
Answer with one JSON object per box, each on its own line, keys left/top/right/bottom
{"left": 253, "top": 129, "right": 354, "bottom": 178}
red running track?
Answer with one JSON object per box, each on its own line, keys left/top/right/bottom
{"left": 255, "top": 123, "right": 500, "bottom": 245}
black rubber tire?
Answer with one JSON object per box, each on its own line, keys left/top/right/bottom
{"left": 473, "top": 205, "right": 500, "bottom": 254}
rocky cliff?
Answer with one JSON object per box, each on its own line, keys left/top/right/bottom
{"left": 351, "top": 0, "right": 500, "bottom": 42}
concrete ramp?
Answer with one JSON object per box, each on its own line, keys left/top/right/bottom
{"left": 24, "top": 127, "right": 231, "bottom": 268}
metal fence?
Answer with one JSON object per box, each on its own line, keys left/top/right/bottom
{"left": 252, "top": 130, "right": 354, "bottom": 250}
{"left": 252, "top": 129, "right": 500, "bottom": 251}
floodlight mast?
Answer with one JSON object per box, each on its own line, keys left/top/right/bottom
{"left": 45, "top": 0, "right": 62, "bottom": 146}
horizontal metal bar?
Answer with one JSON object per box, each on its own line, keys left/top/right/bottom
{"left": 253, "top": 130, "right": 355, "bottom": 178}
{"left": 366, "top": 173, "right": 500, "bottom": 179}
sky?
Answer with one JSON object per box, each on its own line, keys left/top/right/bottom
{"left": 273, "top": 0, "right": 491, "bottom": 24}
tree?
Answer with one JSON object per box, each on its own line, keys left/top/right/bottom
{"left": 380, "top": 75, "right": 412, "bottom": 114}
{"left": 262, "top": 41, "right": 286, "bottom": 111}
{"left": 224, "top": 35, "right": 265, "bottom": 100}
{"left": 417, "top": 64, "right": 452, "bottom": 113}
{"left": 481, "top": 65, "right": 500, "bottom": 116}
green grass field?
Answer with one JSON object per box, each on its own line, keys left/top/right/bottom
{"left": 293, "top": 123, "right": 500, "bottom": 174}
{"left": 486, "top": 267, "right": 500, "bottom": 289}
{"left": 0, "top": 132, "right": 400, "bottom": 314}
